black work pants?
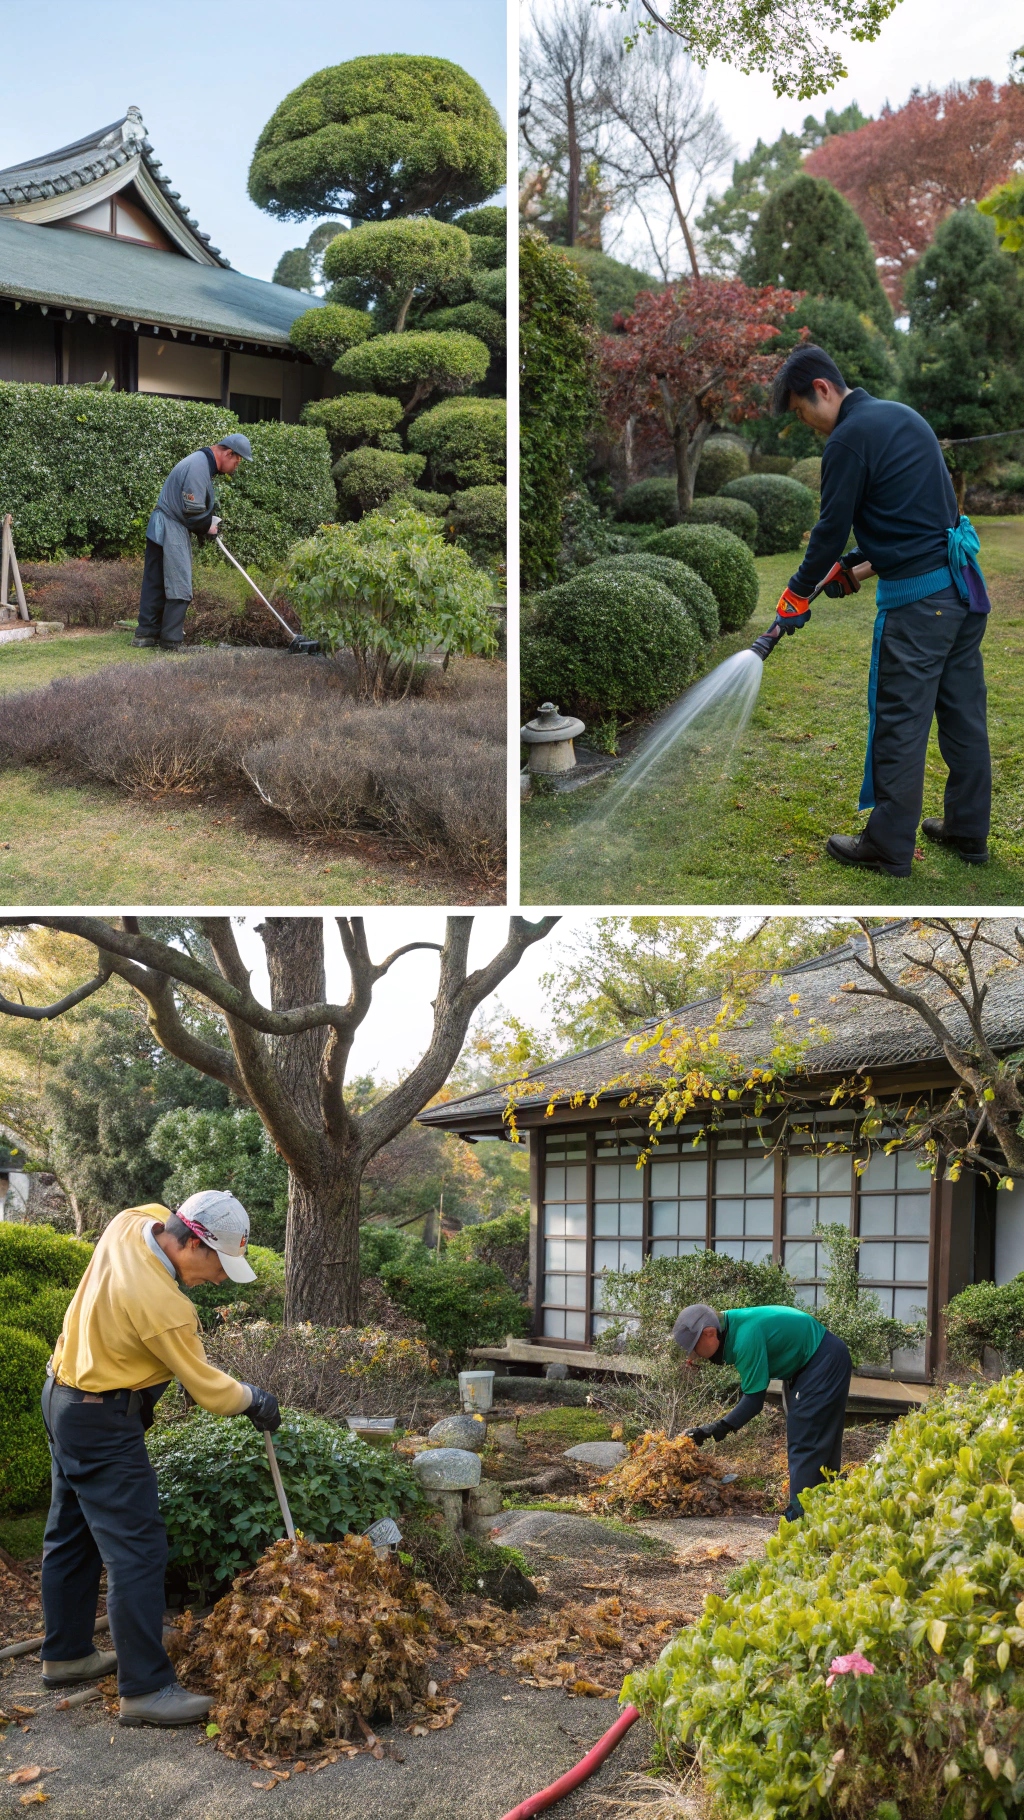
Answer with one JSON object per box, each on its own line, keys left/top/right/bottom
{"left": 784, "top": 1329, "right": 852, "bottom": 1521}
{"left": 865, "top": 589, "right": 990, "bottom": 867}
{"left": 137, "top": 539, "right": 189, "bottom": 646}
{"left": 40, "top": 1376, "right": 174, "bottom": 1698}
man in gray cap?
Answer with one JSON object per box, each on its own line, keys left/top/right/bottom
{"left": 672, "top": 1301, "right": 852, "bottom": 1522}
{"left": 134, "top": 434, "right": 253, "bottom": 650}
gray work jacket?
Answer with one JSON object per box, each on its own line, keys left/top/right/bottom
{"left": 145, "top": 447, "right": 218, "bottom": 601}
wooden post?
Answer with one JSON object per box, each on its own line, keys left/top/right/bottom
{"left": 0, "top": 516, "right": 29, "bottom": 620}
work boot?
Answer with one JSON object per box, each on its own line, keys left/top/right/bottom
{"left": 119, "top": 1680, "right": 212, "bottom": 1728}
{"left": 921, "top": 818, "right": 989, "bottom": 864}
{"left": 131, "top": 635, "right": 156, "bottom": 648}
{"left": 41, "top": 1648, "right": 118, "bottom": 1689}
{"left": 157, "top": 640, "right": 183, "bottom": 653}
{"left": 825, "top": 832, "right": 911, "bottom": 878}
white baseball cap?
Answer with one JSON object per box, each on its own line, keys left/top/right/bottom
{"left": 175, "top": 1190, "right": 257, "bottom": 1283}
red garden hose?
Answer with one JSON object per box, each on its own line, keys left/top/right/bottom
{"left": 498, "top": 1703, "right": 641, "bottom": 1819}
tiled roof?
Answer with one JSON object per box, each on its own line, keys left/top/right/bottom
{"left": 421, "top": 920, "right": 1024, "bottom": 1129}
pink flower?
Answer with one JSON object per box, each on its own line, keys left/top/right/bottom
{"left": 826, "top": 1651, "right": 876, "bottom": 1689}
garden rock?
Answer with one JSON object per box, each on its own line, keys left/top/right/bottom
{"left": 411, "top": 1447, "right": 482, "bottom": 1490}
{"left": 466, "top": 1561, "right": 540, "bottom": 1610}
{"left": 488, "top": 1510, "right": 651, "bottom": 1555}
{"left": 428, "top": 1412, "right": 488, "bottom": 1452}
{"left": 564, "top": 1441, "right": 627, "bottom": 1469}
{"left": 487, "top": 1422, "right": 524, "bottom": 1452}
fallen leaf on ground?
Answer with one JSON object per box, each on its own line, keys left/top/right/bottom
{"left": 7, "top": 1769, "right": 40, "bottom": 1786}
{"left": 566, "top": 1679, "right": 618, "bottom": 1698}
{"left": 19, "top": 1793, "right": 49, "bottom": 1806}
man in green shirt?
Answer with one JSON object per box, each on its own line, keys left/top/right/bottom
{"left": 672, "top": 1302, "right": 853, "bottom": 1521}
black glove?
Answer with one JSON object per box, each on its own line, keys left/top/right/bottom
{"left": 822, "top": 556, "right": 861, "bottom": 599}
{"left": 685, "top": 1419, "right": 732, "bottom": 1446}
{"left": 242, "top": 1384, "right": 281, "bottom": 1432}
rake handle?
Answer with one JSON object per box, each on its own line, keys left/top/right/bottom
{"left": 264, "top": 1431, "right": 296, "bottom": 1541}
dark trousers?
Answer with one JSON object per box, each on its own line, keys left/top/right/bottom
{"left": 40, "top": 1377, "right": 174, "bottom": 1698}
{"left": 784, "top": 1329, "right": 852, "bottom": 1521}
{"left": 137, "top": 539, "right": 189, "bottom": 646}
{"left": 866, "top": 590, "right": 990, "bottom": 867}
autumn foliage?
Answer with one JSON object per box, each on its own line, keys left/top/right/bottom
{"left": 805, "top": 79, "right": 1024, "bottom": 307}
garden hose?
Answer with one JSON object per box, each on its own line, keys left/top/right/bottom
{"left": 497, "top": 1703, "right": 641, "bottom": 1819}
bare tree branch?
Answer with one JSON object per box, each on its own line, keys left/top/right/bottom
{"left": 0, "top": 961, "right": 113, "bottom": 1021}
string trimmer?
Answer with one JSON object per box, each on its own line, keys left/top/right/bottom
{"left": 215, "top": 536, "right": 320, "bottom": 656}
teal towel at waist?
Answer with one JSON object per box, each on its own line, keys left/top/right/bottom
{"left": 875, "top": 566, "right": 954, "bottom": 608}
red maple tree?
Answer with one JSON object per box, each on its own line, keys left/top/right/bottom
{"left": 600, "top": 279, "right": 802, "bottom": 513}
{"left": 806, "top": 79, "right": 1024, "bottom": 309}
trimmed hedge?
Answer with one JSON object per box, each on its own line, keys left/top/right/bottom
{"left": 333, "top": 446, "right": 426, "bottom": 512}
{"left": 288, "top": 303, "right": 374, "bottom": 366}
{"left": 521, "top": 570, "right": 702, "bottom": 717}
{"left": 0, "top": 387, "right": 335, "bottom": 568}
{"left": 589, "top": 552, "right": 719, "bottom": 643}
{"left": 616, "top": 477, "right": 679, "bottom": 526}
{"left": 693, "top": 437, "right": 750, "bottom": 495}
{"left": 790, "top": 456, "right": 822, "bottom": 491}
{"left": 750, "top": 452, "right": 795, "bottom": 474}
{"left": 683, "top": 495, "right": 759, "bottom": 551}
{"left": 520, "top": 229, "right": 597, "bottom": 591}
{"left": 444, "top": 484, "right": 506, "bottom": 560}
{"left": 643, "top": 522, "right": 759, "bottom": 630}
{"left": 420, "top": 301, "right": 506, "bottom": 354}
{"left": 407, "top": 396, "right": 506, "bottom": 488}
{"left": 0, "top": 1323, "right": 52, "bottom": 1514}
{"left": 335, "top": 329, "right": 490, "bottom": 399}
{"left": 720, "top": 473, "right": 818, "bottom": 556}
{"left": 300, "top": 393, "right": 404, "bottom": 452}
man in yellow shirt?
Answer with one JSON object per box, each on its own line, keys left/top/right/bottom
{"left": 40, "top": 1191, "right": 281, "bottom": 1728}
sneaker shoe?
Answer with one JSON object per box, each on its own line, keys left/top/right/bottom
{"left": 921, "top": 818, "right": 989, "bottom": 864}
{"left": 825, "top": 832, "right": 912, "bottom": 878}
{"left": 131, "top": 635, "right": 156, "bottom": 648}
{"left": 119, "top": 1681, "right": 212, "bottom": 1728}
{"left": 41, "top": 1647, "right": 118, "bottom": 1688}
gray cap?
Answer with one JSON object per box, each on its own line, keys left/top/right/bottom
{"left": 672, "top": 1303, "right": 721, "bottom": 1354}
{"left": 176, "top": 1189, "right": 256, "bottom": 1283}
{"left": 216, "top": 433, "right": 253, "bottom": 460}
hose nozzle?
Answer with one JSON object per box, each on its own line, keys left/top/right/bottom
{"left": 751, "top": 620, "right": 784, "bottom": 662}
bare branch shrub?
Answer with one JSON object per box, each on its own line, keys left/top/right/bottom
{"left": 19, "top": 558, "right": 295, "bottom": 646}
{"left": 202, "top": 1321, "right": 442, "bottom": 1422}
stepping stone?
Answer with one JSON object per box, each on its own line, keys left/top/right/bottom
{"left": 564, "top": 1441, "right": 628, "bottom": 1468}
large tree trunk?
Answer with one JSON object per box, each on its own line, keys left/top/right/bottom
{"left": 284, "top": 1163, "right": 362, "bottom": 1326}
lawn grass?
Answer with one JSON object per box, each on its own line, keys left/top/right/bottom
{"left": 0, "top": 1508, "right": 47, "bottom": 1559}
{"left": 0, "top": 631, "right": 468, "bottom": 905}
{"left": 521, "top": 518, "right": 1024, "bottom": 906}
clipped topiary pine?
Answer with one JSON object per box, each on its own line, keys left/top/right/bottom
{"left": 0, "top": 1322, "right": 52, "bottom": 1513}
{"left": 288, "top": 303, "right": 374, "bottom": 366}
{"left": 458, "top": 205, "right": 506, "bottom": 239}
{"left": 444, "top": 484, "right": 506, "bottom": 561}
{"left": 616, "top": 478, "right": 680, "bottom": 526}
{"left": 522, "top": 570, "right": 702, "bottom": 719}
{"left": 746, "top": 170, "right": 893, "bottom": 335}
{"left": 589, "top": 552, "right": 719, "bottom": 643}
{"left": 719, "top": 472, "right": 818, "bottom": 557}
{"left": 301, "top": 393, "right": 404, "bottom": 455}
{"left": 683, "top": 495, "right": 759, "bottom": 551}
{"left": 643, "top": 522, "right": 758, "bottom": 630}
{"left": 333, "top": 447, "right": 426, "bottom": 514}
{"left": 630, "top": 1373, "right": 1024, "bottom": 1820}
{"left": 407, "top": 396, "right": 506, "bottom": 488}
{"left": 323, "top": 218, "right": 472, "bottom": 332}
{"left": 419, "top": 301, "right": 506, "bottom": 355}
{"left": 335, "top": 329, "right": 490, "bottom": 415}
{"left": 693, "top": 436, "right": 750, "bottom": 496}
{"left": 248, "top": 55, "right": 506, "bottom": 225}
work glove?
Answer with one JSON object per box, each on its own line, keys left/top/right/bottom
{"left": 774, "top": 585, "right": 812, "bottom": 633}
{"left": 821, "top": 556, "right": 861, "bottom": 598}
{"left": 684, "top": 1419, "right": 732, "bottom": 1446}
{"left": 242, "top": 1384, "right": 281, "bottom": 1433}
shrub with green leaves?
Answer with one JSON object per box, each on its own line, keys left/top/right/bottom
{"left": 379, "top": 1255, "right": 530, "bottom": 1367}
{"left": 790, "top": 456, "right": 822, "bottom": 491}
{"left": 335, "top": 329, "right": 490, "bottom": 408}
{"left": 214, "top": 421, "right": 336, "bottom": 570}
{"left": 446, "top": 1210, "right": 529, "bottom": 1296}
{"left": 323, "top": 218, "right": 472, "bottom": 331}
{"left": 287, "top": 303, "right": 374, "bottom": 366}
{"left": 333, "top": 446, "right": 427, "bottom": 513}
{"left": 0, "top": 1222, "right": 92, "bottom": 1350}
{"left": 693, "top": 437, "right": 750, "bottom": 496}
{"left": 407, "top": 397, "right": 506, "bottom": 489}
{"left": 359, "top": 1224, "right": 426, "bottom": 1278}
{"left": 751, "top": 453, "right": 795, "bottom": 475}
{"left": 814, "top": 1223, "right": 924, "bottom": 1369}
{"left": 588, "top": 552, "right": 719, "bottom": 644}
{"left": 284, "top": 508, "right": 496, "bottom": 698}
{"left": 419, "top": 301, "right": 506, "bottom": 354}
{"left": 644, "top": 522, "right": 759, "bottom": 630}
{"left": 616, "top": 478, "right": 680, "bottom": 526}
{"left": 458, "top": 205, "right": 506, "bottom": 240}
{"left": 595, "top": 1250, "right": 794, "bottom": 1358}
{"left": 719, "top": 473, "right": 818, "bottom": 556}
{"left": 683, "top": 495, "right": 759, "bottom": 550}
{"left": 444, "top": 483, "right": 506, "bottom": 560}
{"left": 149, "top": 1104, "right": 288, "bottom": 1252}
{"left": 148, "top": 1407, "right": 416, "bottom": 1593}
{"left": 521, "top": 570, "right": 701, "bottom": 718}
{"left": 300, "top": 393, "right": 404, "bottom": 454}
{"left": 183, "top": 1245, "right": 286, "bottom": 1330}
{"left": 520, "top": 229, "right": 597, "bottom": 591}
{"left": 945, "top": 1275, "right": 1024, "bottom": 1371}
{"left": 0, "top": 1323, "right": 52, "bottom": 1514}
{"left": 631, "top": 1373, "right": 1024, "bottom": 1820}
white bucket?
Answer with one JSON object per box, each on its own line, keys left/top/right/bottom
{"left": 458, "top": 1369, "right": 495, "bottom": 1413}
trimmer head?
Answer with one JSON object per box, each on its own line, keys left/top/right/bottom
{"left": 287, "top": 635, "right": 322, "bottom": 655}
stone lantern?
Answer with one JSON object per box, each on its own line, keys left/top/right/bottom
{"left": 520, "top": 701, "right": 586, "bottom": 775}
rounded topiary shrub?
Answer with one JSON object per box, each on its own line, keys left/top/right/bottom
{"left": 522, "top": 571, "right": 702, "bottom": 717}
{"left": 419, "top": 302, "right": 506, "bottom": 354}
{"left": 643, "top": 523, "right": 758, "bottom": 630}
{"left": 0, "top": 1323, "right": 52, "bottom": 1513}
{"left": 719, "top": 473, "right": 818, "bottom": 556}
{"left": 589, "top": 553, "right": 719, "bottom": 643}
{"left": 332, "top": 447, "right": 426, "bottom": 513}
{"left": 683, "top": 495, "right": 759, "bottom": 552}
{"left": 288, "top": 303, "right": 374, "bottom": 366}
{"left": 445, "top": 483, "right": 506, "bottom": 560}
{"left": 750, "top": 452, "right": 795, "bottom": 474}
{"left": 148, "top": 1407, "right": 417, "bottom": 1595}
{"left": 401, "top": 488, "right": 452, "bottom": 518}
{"left": 406, "top": 397, "right": 506, "bottom": 489}
{"left": 693, "top": 437, "right": 750, "bottom": 496}
{"left": 616, "top": 478, "right": 680, "bottom": 526}
{"left": 790, "top": 456, "right": 822, "bottom": 491}
{"left": 0, "top": 1223, "right": 92, "bottom": 1347}
{"left": 300, "top": 393, "right": 404, "bottom": 452}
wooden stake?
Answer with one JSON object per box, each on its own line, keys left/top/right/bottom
{"left": 1, "top": 514, "right": 29, "bottom": 620}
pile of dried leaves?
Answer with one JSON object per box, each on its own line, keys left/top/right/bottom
{"left": 587, "top": 1431, "right": 742, "bottom": 1519}
{"left": 0, "top": 1558, "right": 42, "bottom": 1647}
{"left": 169, "top": 1535, "right": 459, "bottom": 1762}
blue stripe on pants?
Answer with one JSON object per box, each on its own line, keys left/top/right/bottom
{"left": 784, "top": 1329, "right": 852, "bottom": 1522}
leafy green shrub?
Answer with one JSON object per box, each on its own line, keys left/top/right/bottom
{"left": 643, "top": 522, "right": 759, "bottom": 630}
{"left": 468, "top": 267, "right": 507, "bottom": 311}
{"left": 945, "top": 1275, "right": 1024, "bottom": 1371}
{"left": 0, "top": 1279, "right": 75, "bottom": 1346}
{"left": 632, "top": 1373, "right": 1024, "bottom": 1820}
{"left": 323, "top": 219, "right": 472, "bottom": 330}
{"left": 992, "top": 462, "right": 1024, "bottom": 495}
{"left": 458, "top": 205, "right": 507, "bottom": 240}
{"left": 287, "top": 303, "right": 374, "bottom": 366}
{"left": 333, "top": 446, "right": 427, "bottom": 513}
{"left": 790, "top": 457, "right": 822, "bottom": 491}
{"left": 407, "top": 397, "right": 506, "bottom": 489}
{"left": 0, "top": 1222, "right": 93, "bottom": 1290}
{"left": 446, "top": 1210, "right": 529, "bottom": 1295}
{"left": 444, "top": 483, "right": 506, "bottom": 560}
{"left": 335, "top": 330, "right": 490, "bottom": 405}
{"left": 284, "top": 508, "right": 496, "bottom": 698}
{"left": 300, "top": 393, "right": 404, "bottom": 454}
{"left": 520, "top": 229, "right": 597, "bottom": 590}
{"left": 521, "top": 571, "right": 701, "bottom": 718}
{"left": 359, "top": 1225, "right": 426, "bottom": 1278}
{"left": 588, "top": 552, "right": 719, "bottom": 643}
{"left": 751, "top": 453, "right": 795, "bottom": 474}
{"left": 683, "top": 495, "right": 759, "bottom": 551}
{"left": 814, "top": 1223, "right": 925, "bottom": 1369}
{"left": 693, "top": 437, "right": 750, "bottom": 496}
{"left": 719, "top": 473, "right": 818, "bottom": 556}
{"left": 183, "top": 1244, "right": 286, "bottom": 1331}
{"left": 400, "top": 487, "right": 452, "bottom": 517}
{"left": 148, "top": 1106, "right": 288, "bottom": 1251}
{"left": 616, "top": 478, "right": 679, "bottom": 526}
{"left": 595, "top": 1250, "right": 794, "bottom": 1358}
{"left": 419, "top": 302, "right": 506, "bottom": 354}
{"left": 0, "top": 1323, "right": 52, "bottom": 1513}
{"left": 560, "top": 246, "right": 657, "bottom": 332}
{"left": 148, "top": 1407, "right": 416, "bottom": 1593}
{"left": 379, "top": 1256, "right": 530, "bottom": 1366}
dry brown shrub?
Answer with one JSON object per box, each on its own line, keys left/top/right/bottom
{"left": 20, "top": 557, "right": 142, "bottom": 627}
{"left": 202, "top": 1321, "right": 439, "bottom": 1423}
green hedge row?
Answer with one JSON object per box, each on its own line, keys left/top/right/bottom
{"left": 0, "top": 386, "right": 335, "bottom": 569}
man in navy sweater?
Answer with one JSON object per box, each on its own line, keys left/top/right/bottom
{"left": 770, "top": 345, "right": 991, "bottom": 877}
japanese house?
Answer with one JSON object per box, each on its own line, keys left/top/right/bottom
{"left": 421, "top": 921, "right": 1024, "bottom": 1386}
{"left": 0, "top": 109, "right": 332, "bottom": 421}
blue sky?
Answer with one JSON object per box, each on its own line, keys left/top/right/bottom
{"left": 0, "top": 0, "right": 506, "bottom": 282}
